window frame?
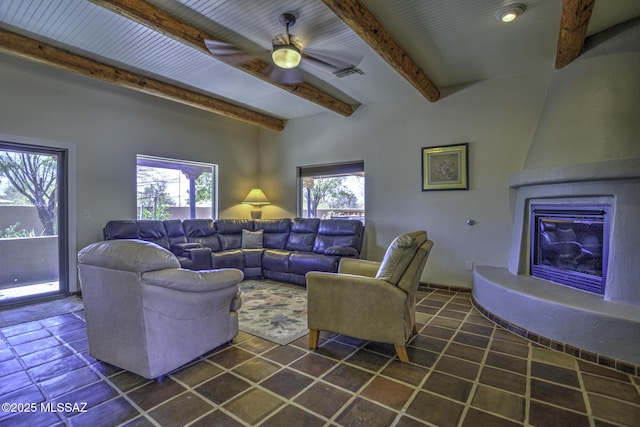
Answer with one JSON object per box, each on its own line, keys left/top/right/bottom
{"left": 136, "top": 154, "right": 218, "bottom": 220}
{"left": 296, "top": 160, "right": 365, "bottom": 220}
{"left": 0, "top": 136, "right": 75, "bottom": 305}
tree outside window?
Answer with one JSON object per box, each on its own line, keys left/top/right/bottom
{"left": 137, "top": 168, "right": 174, "bottom": 220}
{"left": 136, "top": 155, "right": 217, "bottom": 220}
{"left": 0, "top": 151, "right": 58, "bottom": 236}
{"left": 299, "top": 161, "right": 364, "bottom": 222}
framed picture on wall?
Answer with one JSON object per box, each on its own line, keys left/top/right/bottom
{"left": 421, "top": 143, "right": 469, "bottom": 191}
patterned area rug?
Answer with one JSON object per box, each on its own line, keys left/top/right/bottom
{"left": 238, "top": 281, "right": 308, "bottom": 345}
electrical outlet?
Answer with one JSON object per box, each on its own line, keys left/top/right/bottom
{"left": 83, "top": 209, "right": 92, "bottom": 220}
{"left": 465, "top": 261, "right": 474, "bottom": 271}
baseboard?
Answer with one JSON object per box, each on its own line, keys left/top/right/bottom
{"left": 419, "top": 281, "right": 471, "bottom": 293}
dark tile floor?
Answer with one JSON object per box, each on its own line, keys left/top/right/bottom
{"left": 1, "top": 287, "right": 639, "bottom": 426}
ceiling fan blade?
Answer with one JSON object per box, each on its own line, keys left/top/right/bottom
{"left": 204, "top": 39, "right": 243, "bottom": 56}
{"left": 301, "top": 49, "right": 364, "bottom": 76}
{"left": 263, "top": 64, "right": 302, "bottom": 85}
{"left": 302, "top": 54, "right": 345, "bottom": 73}
{"left": 204, "top": 39, "right": 267, "bottom": 64}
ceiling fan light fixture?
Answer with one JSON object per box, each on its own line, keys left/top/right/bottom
{"left": 272, "top": 44, "right": 301, "bottom": 69}
{"left": 496, "top": 4, "right": 526, "bottom": 23}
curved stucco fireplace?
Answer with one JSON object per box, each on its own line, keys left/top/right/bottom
{"left": 473, "top": 19, "right": 640, "bottom": 370}
{"left": 474, "top": 159, "right": 640, "bottom": 366}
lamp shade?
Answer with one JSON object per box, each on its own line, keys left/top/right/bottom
{"left": 242, "top": 188, "right": 270, "bottom": 205}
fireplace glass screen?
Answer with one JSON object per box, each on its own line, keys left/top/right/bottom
{"left": 531, "top": 205, "right": 608, "bottom": 294}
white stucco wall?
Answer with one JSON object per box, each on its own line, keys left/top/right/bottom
{"left": 257, "top": 19, "right": 640, "bottom": 290}
{"left": 524, "top": 19, "right": 640, "bottom": 168}
{"left": 258, "top": 69, "right": 551, "bottom": 288}
{"left": 0, "top": 54, "right": 261, "bottom": 291}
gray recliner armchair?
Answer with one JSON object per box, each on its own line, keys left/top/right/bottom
{"left": 307, "top": 231, "right": 433, "bottom": 363}
{"left": 77, "top": 239, "right": 244, "bottom": 379}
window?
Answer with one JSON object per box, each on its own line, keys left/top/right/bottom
{"left": 298, "top": 161, "right": 364, "bottom": 222}
{"left": 136, "top": 155, "right": 217, "bottom": 220}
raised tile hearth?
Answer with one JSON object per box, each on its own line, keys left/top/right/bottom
{"left": 473, "top": 158, "right": 640, "bottom": 366}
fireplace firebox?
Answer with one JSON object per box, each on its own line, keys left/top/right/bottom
{"left": 530, "top": 204, "right": 609, "bottom": 295}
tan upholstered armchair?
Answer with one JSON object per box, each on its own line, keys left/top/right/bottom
{"left": 306, "top": 231, "right": 433, "bottom": 362}
{"left": 78, "top": 239, "right": 244, "bottom": 379}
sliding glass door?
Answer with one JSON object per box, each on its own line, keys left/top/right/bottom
{"left": 0, "top": 142, "right": 68, "bottom": 306}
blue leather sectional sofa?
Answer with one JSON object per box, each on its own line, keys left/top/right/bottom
{"left": 103, "top": 218, "right": 364, "bottom": 286}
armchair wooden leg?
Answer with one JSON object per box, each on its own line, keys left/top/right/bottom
{"left": 309, "top": 329, "right": 319, "bottom": 349}
{"left": 413, "top": 324, "right": 419, "bottom": 335}
{"left": 395, "top": 345, "right": 409, "bottom": 363}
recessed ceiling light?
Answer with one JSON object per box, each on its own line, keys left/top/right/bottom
{"left": 496, "top": 4, "right": 526, "bottom": 23}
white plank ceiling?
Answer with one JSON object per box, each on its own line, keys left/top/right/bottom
{"left": 1, "top": 0, "right": 638, "bottom": 122}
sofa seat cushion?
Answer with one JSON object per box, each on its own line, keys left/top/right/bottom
{"left": 243, "top": 249, "right": 264, "bottom": 268}
{"left": 262, "top": 249, "right": 291, "bottom": 272}
{"left": 289, "top": 252, "right": 339, "bottom": 276}
{"left": 212, "top": 250, "right": 245, "bottom": 270}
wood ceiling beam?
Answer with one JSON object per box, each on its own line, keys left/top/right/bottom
{"left": 322, "top": 0, "right": 440, "bottom": 102}
{"left": 90, "top": 0, "right": 355, "bottom": 116}
{"left": 555, "top": 0, "right": 596, "bottom": 69}
{"left": 0, "top": 28, "right": 285, "bottom": 131}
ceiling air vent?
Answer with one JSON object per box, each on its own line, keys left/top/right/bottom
{"left": 332, "top": 66, "right": 365, "bottom": 78}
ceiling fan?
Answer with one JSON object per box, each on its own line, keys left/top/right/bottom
{"left": 205, "top": 12, "right": 363, "bottom": 84}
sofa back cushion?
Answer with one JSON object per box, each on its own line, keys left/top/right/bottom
{"left": 104, "top": 220, "right": 139, "bottom": 240}
{"left": 254, "top": 219, "right": 291, "bottom": 249}
{"left": 313, "top": 219, "right": 363, "bottom": 256}
{"left": 183, "top": 219, "right": 221, "bottom": 251}
{"left": 216, "top": 219, "right": 254, "bottom": 250}
{"left": 286, "top": 218, "right": 320, "bottom": 252}
{"left": 137, "top": 220, "right": 171, "bottom": 250}
{"left": 163, "top": 220, "right": 187, "bottom": 246}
